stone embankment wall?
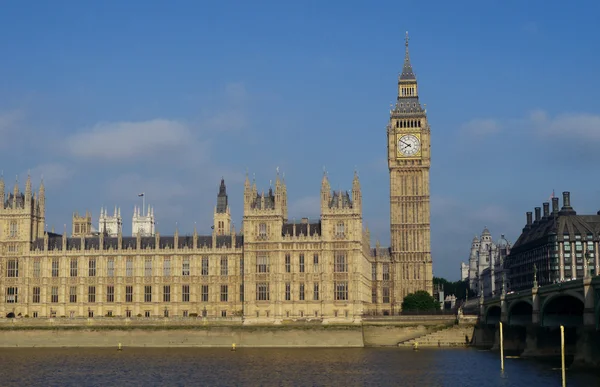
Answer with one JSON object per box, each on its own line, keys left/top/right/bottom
{"left": 0, "top": 315, "right": 463, "bottom": 348}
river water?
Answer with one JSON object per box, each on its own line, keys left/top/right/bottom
{"left": 0, "top": 347, "right": 598, "bottom": 386}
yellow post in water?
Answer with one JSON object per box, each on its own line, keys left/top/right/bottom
{"left": 560, "top": 325, "right": 566, "bottom": 387}
{"left": 232, "top": 343, "right": 236, "bottom": 351}
{"left": 499, "top": 322, "right": 504, "bottom": 371}
{"left": 118, "top": 343, "right": 122, "bottom": 351}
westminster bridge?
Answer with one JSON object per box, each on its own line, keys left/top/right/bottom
{"left": 473, "top": 276, "right": 600, "bottom": 367}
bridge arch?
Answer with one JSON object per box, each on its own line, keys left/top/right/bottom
{"left": 507, "top": 300, "right": 533, "bottom": 326}
{"left": 485, "top": 305, "right": 501, "bottom": 326}
{"left": 541, "top": 292, "right": 584, "bottom": 327}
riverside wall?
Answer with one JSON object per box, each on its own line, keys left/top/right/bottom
{"left": 0, "top": 315, "right": 462, "bottom": 348}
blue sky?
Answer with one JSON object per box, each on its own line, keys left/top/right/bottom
{"left": 1, "top": 0, "right": 599, "bottom": 280}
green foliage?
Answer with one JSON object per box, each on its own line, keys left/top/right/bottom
{"left": 401, "top": 290, "right": 440, "bottom": 311}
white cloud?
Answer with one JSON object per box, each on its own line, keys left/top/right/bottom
{"left": 28, "top": 163, "right": 74, "bottom": 188}
{"left": 0, "top": 110, "right": 23, "bottom": 134}
{"left": 106, "top": 173, "right": 190, "bottom": 202}
{"left": 460, "top": 118, "right": 501, "bottom": 137}
{"left": 530, "top": 110, "right": 600, "bottom": 142}
{"left": 66, "top": 119, "right": 198, "bottom": 160}
{"left": 204, "top": 109, "right": 247, "bottom": 132}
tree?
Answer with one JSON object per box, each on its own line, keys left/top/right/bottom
{"left": 401, "top": 290, "right": 440, "bottom": 312}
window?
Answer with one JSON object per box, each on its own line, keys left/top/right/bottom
{"left": 5, "top": 287, "right": 17, "bottom": 303}
{"left": 126, "top": 258, "right": 133, "bottom": 277}
{"left": 336, "top": 222, "right": 345, "bottom": 236}
{"left": 7, "top": 259, "right": 18, "bottom": 277}
{"left": 299, "top": 283, "right": 305, "bottom": 301}
{"left": 334, "top": 253, "right": 347, "bottom": 273}
{"left": 335, "top": 281, "right": 348, "bottom": 301}
{"left": 372, "top": 263, "right": 377, "bottom": 281}
{"left": 220, "top": 285, "right": 228, "bottom": 302}
{"left": 144, "top": 286, "right": 152, "bottom": 302}
{"left": 382, "top": 286, "right": 390, "bottom": 303}
{"left": 107, "top": 258, "right": 115, "bottom": 277}
{"left": 182, "top": 285, "right": 190, "bottom": 302}
{"left": 220, "top": 256, "right": 228, "bottom": 276}
{"left": 163, "top": 257, "right": 171, "bottom": 276}
{"left": 145, "top": 311, "right": 151, "bottom": 318}
{"left": 126, "top": 310, "right": 132, "bottom": 318}
{"left": 9, "top": 221, "right": 17, "bottom": 237}
{"left": 382, "top": 263, "right": 390, "bottom": 281}
{"left": 33, "top": 259, "right": 40, "bottom": 278}
{"left": 256, "top": 283, "right": 269, "bottom": 301}
{"left": 372, "top": 286, "right": 377, "bottom": 303}
{"left": 52, "top": 258, "right": 59, "bottom": 277}
{"left": 163, "top": 285, "right": 171, "bottom": 302}
{"left": 313, "top": 283, "right": 319, "bottom": 301}
{"left": 257, "top": 255, "right": 269, "bottom": 273}
{"left": 106, "top": 286, "right": 114, "bottom": 302}
{"left": 32, "top": 286, "right": 41, "bottom": 303}
{"left": 70, "top": 286, "right": 77, "bottom": 303}
{"left": 182, "top": 310, "right": 189, "bottom": 317}
{"left": 299, "top": 254, "right": 305, "bottom": 273}
{"left": 88, "top": 286, "right": 96, "bottom": 303}
{"left": 202, "top": 285, "right": 209, "bottom": 302}
{"left": 70, "top": 258, "right": 78, "bottom": 277}
{"left": 285, "top": 254, "right": 291, "bottom": 273}
{"left": 51, "top": 286, "right": 58, "bottom": 303}
{"left": 240, "top": 284, "right": 244, "bottom": 302}
{"left": 259, "top": 223, "right": 267, "bottom": 238}
{"left": 164, "top": 309, "right": 169, "bottom": 317}
{"left": 144, "top": 258, "right": 152, "bottom": 277}
{"left": 202, "top": 256, "right": 209, "bottom": 276}
{"left": 285, "top": 282, "right": 291, "bottom": 301}
{"left": 240, "top": 258, "right": 244, "bottom": 276}
{"left": 313, "top": 253, "right": 319, "bottom": 272}
{"left": 88, "top": 258, "right": 96, "bottom": 277}
{"left": 182, "top": 257, "right": 190, "bottom": 276}
{"left": 221, "top": 310, "right": 227, "bottom": 317}
{"left": 126, "top": 286, "right": 133, "bottom": 302}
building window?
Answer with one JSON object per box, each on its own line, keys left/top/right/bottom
{"left": 299, "top": 254, "right": 305, "bottom": 273}
{"left": 70, "top": 258, "right": 78, "bottom": 277}
{"left": 221, "top": 310, "right": 227, "bottom": 317}
{"left": 259, "top": 223, "right": 267, "bottom": 238}
{"left": 285, "top": 254, "right": 291, "bottom": 273}
{"left": 220, "top": 256, "right": 228, "bottom": 276}
{"left": 9, "top": 221, "right": 17, "bottom": 237}
{"left": 257, "top": 255, "right": 269, "bottom": 273}
{"left": 145, "top": 311, "right": 151, "bottom": 318}
{"left": 88, "top": 286, "right": 96, "bottom": 303}
{"left": 126, "top": 258, "right": 133, "bottom": 277}
{"left": 88, "top": 258, "right": 96, "bottom": 277}
{"left": 144, "top": 258, "right": 152, "bottom": 277}
{"left": 372, "top": 286, "right": 377, "bottom": 303}
{"left": 182, "top": 285, "right": 190, "bottom": 302}
{"left": 336, "top": 222, "right": 345, "bottom": 236}
{"left": 126, "top": 286, "right": 133, "bottom": 302}
{"left": 144, "top": 286, "right": 152, "bottom": 302}
{"left": 299, "top": 283, "right": 305, "bottom": 301}
{"left": 372, "top": 263, "right": 377, "bottom": 281}
{"left": 285, "top": 282, "right": 291, "bottom": 301}
{"left": 164, "top": 309, "right": 169, "bottom": 318}
{"left": 256, "top": 283, "right": 270, "bottom": 301}
{"left": 313, "top": 254, "right": 319, "bottom": 272}
{"left": 313, "top": 283, "right": 319, "bottom": 301}
{"left": 382, "top": 286, "right": 390, "bottom": 303}
{"left": 202, "top": 256, "right": 209, "bottom": 276}
{"left": 52, "top": 258, "right": 59, "bottom": 277}
{"left": 240, "top": 284, "right": 244, "bottom": 302}
{"left": 5, "top": 287, "right": 17, "bottom": 303}
{"left": 106, "top": 286, "right": 115, "bottom": 303}
{"left": 32, "top": 286, "right": 41, "bottom": 303}
{"left": 51, "top": 286, "right": 59, "bottom": 303}
{"left": 182, "top": 310, "right": 188, "bottom": 317}
{"left": 220, "top": 285, "right": 228, "bottom": 302}
{"left": 163, "top": 285, "right": 171, "bottom": 302}
{"left": 107, "top": 258, "right": 115, "bottom": 277}
{"left": 382, "top": 263, "right": 390, "bottom": 281}
{"left": 202, "top": 285, "right": 209, "bottom": 302}
{"left": 335, "top": 282, "right": 348, "bottom": 301}
{"left": 33, "top": 259, "right": 40, "bottom": 278}
{"left": 182, "top": 257, "right": 190, "bottom": 276}
{"left": 70, "top": 286, "right": 77, "bottom": 303}
{"left": 126, "top": 310, "right": 132, "bottom": 318}
{"left": 334, "top": 253, "right": 347, "bottom": 273}
{"left": 7, "top": 259, "right": 18, "bottom": 278}
{"left": 163, "top": 257, "right": 171, "bottom": 277}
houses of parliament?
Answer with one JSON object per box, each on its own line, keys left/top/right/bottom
{"left": 0, "top": 35, "right": 433, "bottom": 323}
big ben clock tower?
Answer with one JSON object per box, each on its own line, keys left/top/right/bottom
{"left": 387, "top": 32, "right": 433, "bottom": 311}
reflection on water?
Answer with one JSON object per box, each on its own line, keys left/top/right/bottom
{"left": 0, "top": 347, "right": 598, "bottom": 386}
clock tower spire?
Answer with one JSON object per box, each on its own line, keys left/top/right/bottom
{"left": 387, "top": 32, "right": 433, "bottom": 312}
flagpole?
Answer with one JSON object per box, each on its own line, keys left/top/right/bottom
{"left": 143, "top": 194, "right": 145, "bottom": 216}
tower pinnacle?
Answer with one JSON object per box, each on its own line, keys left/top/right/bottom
{"left": 400, "top": 31, "right": 416, "bottom": 81}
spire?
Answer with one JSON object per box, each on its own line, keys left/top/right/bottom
{"left": 25, "top": 172, "right": 31, "bottom": 197}
{"left": 399, "top": 31, "right": 416, "bottom": 81}
{"left": 216, "top": 178, "right": 228, "bottom": 213}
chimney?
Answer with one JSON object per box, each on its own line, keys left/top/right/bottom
{"left": 542, "top": 202, "right": 550, "bottom": 218}
{"left": 526, "top": 212, "right": 533, "bottom": 227}
{"left": 534, "top": 207, "right": 541, "bottom": 222}
{"left": 562, "top": 191, "right": 571, "bottom": 209}
{"left": 552, "top": 197, "right": 559, "bottom": 214}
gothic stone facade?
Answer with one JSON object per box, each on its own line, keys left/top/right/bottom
{"left": 0, "top": 35, "right": 433, "bottom": 321}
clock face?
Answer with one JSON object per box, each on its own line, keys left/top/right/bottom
{"left": 397, "top": 134, "right": 421, "bottom": 157}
